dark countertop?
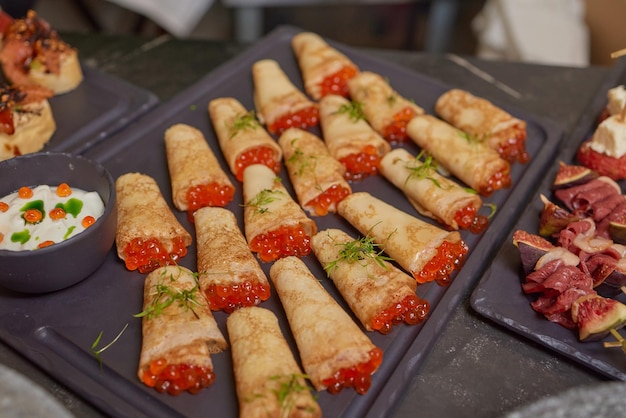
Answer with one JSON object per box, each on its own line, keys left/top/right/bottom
{"left": 0, "top": 31, "right": 618, "bottom": 417}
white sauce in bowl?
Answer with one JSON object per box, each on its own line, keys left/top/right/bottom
{"left": 0, "top": 184, "right": 105, "bottom": 251}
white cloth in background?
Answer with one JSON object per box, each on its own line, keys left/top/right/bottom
{"left": 106, "top": 0, "right": 215, "bottom": 37}
{"left": 473, "top": 0, "right": 589, "bottom": 67}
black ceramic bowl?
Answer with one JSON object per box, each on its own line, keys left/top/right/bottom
{"left": 0, "top": 152, "right": 116, "bottom": 293}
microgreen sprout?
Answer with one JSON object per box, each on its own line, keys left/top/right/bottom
{"left": 91, "top": 323, "right": 129, "bottom": 368}
{"left": 334, "top": 101, "right": 365, "bottom": 122}
{"left": 324, "top": 232, "right": 393, "bottom": 275}
{"left": 229, "top": 111, "right": 260, "bottom": 138}
{"left": 134, "top": 271, "right": 203, "bottom": 319}
{"left": 244, "top": 188, "right": 283, "bottom": 214}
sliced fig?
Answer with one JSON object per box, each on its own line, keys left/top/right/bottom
{"left": 538, "top": 194, "right": 581, "bottom": 237}
{"left": 553, "top": 161, "right": 598, "bottom": 189}
{"left": 609, "top": 213, "right": 626, "bottom": 245}
{"left": 571, "top": 293, "right": 626, "bottom": 341}
{"left": 512, "top": 229, "right": 555, "bottom": 275}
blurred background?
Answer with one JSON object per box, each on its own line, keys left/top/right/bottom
{"left": 4, "top": 0, "right": 626, "bottom": 67}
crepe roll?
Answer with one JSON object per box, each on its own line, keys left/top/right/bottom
{"left": 270, "top": 256, "right": 383, "bottom": 394}
{"left": 208, "top": 97, "right": 282, "bottom": 181}
{"left": 337, "top": 192, "right": 468, "bottom": 285}
{"left": 227, "top": 307, "right": 321, "bottom": 418}
{"left": 311, "top": 228, "right": 429, "bottom": 334}
{"left": 319, "top": 94, "right": 391, "bottom": 181}
{"left": 194, "top": 207, "right": 270, "bottom": 313}
{"left": 406, "top": 114, "right": 511, "bottom": 196}
{"left": 137, "top": 265, "right": 227, "bottom": 395}
{"left": 435, "top": 88, "right": 529, "bottom": 163}
{"left": 252, "top": 59, "right": 319, "bottom": 134}
{"left": 380, "top": 148, "right": 488, "bottom": 232}
{"left": 115, "top": 172, "right": 192, "bottom": 273}
{"left": 164, "top": 123, "right": 235, "bottom": 217}
{"left": 278, "top": 127, "right": 351, "bottom": 216}
{"left": 243, "top": 164, "right": 317, "bottom": 262}
{"left": 292, "top": 31, "right": 359, "bottom": 100}
{"left": 347, "top": 71, "right": 424, "bottom": 144}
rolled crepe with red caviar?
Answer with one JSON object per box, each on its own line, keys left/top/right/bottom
{"left": 252, "top": 59, "right": 319, "bottom": 135}
{"left": 227, "top": 306, "right": 322, "bottom": 418}
{"left": 137, "top": 265, "right": 228, "bottom": 395}
{"left": 406, "top": 115, "right": 511, "bottom": 196}
{"left": 311, "top": 228, "right": 430, "bottom": 334}
{"left": 164, "top": 123, "right": 234, "bottom": 218}
{"left": 337, "top": 192, "right": 468, "bottom": 286}
{"left": 115, "top": 172, "right": 192, "bottom": 273}
{"left": 0, "top": 84, "right": 55, "bottom": 161}
{"left": 435, "top": 89, "right": 529, "bottom": 164}
{"left": 269, "top": 256, "right": 383, "bottom": 394}
{"left": 194, "top": 206, "right": 271, "bottom": 313}
{"left": 379, "top": 148, "right": 488, "bottom": 233}
{"left": 243, "top": 164, "right": 317, "bottom": 262}
{"left": 319, "top": 94, "right": 391, "bottom": 181}
{"left": 347, "top": 71, "right": 424, "bottom": 144}
{"left": 208, "top": 97, "right": 282, "bottom": 182}
{"left": 0, "top": 10, "right": 83, "bottom": 95}
{"left": 291, "top": 31, "right": 359, "bottom": 99}
{"left": 278, "top": 127, "right": 351, "bottom": 216}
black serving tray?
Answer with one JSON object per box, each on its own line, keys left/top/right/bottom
{"left": 471, "top": 57, "right": 626, "bottom": 381}
{"left": 0, "top": 26, "right": 563, "bottom": 418}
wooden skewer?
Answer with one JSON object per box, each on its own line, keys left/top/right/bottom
{"left": 611, "top": 48, "right": 626, "bottom": 59}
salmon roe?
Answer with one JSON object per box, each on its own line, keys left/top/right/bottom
{"left": 49, "top": 207, "right": 66, "bottom": 220}
{"left": 0, "top": 202, "right": 8, "bottom": 212}
{"left": 37, "top": 240, "right": 54, "bottom": 249}
{"left": 82, "top": 216, "right": 96, "bottom": 228}
{"left": 415, "top": 240, "right": 468, "bottom": 286}
{"left": 453, "top": 205, "right": 489, "bottom": 234}
{"left": 268, "top": 106, "right": 319, "bottom": 134}
{"left": 234, "top": 146, "right": 281, "bottom": 182}
{"left": 0, "top": 108, "right": 14, "bottom": 134}
{"left": 56, "top": 183, "right": 72, "bottom": 197}
{"left": 370, "top": 294, "right": 430, "bottom": 334}
{"left": 141, "top": 358, "right": 216, "bottom": 395}
{"left": 186, "top": 182, "right": 235, "bottom": 221}
{"left": 249, "top": 225, "right": 311, "bottom": 262}
{"left": 319, "top": 65, "right": 358, "bottom": 98}
{"left": 339, "top": 145, "right": 381, "bottom": 182}
{"left": 123, "top": 236, "right": 188, "bottom": 273}
{"left": 23, "top": 208, "right": 43, "bottom": 224}
{"left": 479, "top": 167, "right": 512, "bottom": 196}
{"left": 305, "top": 184, "right": 351, "bottom": 216}
{"left": 322, "top": 347, "right": 383, "bottom": 395}
{"left": 497, "top": 132, "right": 529, "bottom": 164}
{"left": 18, "top": 186, "right": 33, "bottom": 199}
{"left": 383, "top": 107, "right": 417, "bottom": 144}
{"left": 204, "top": 280, "right": 271, "bottom": 313}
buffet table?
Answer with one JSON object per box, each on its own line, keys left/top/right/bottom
{"left": 0, "top": 30, "right": 620, "bottom": 417}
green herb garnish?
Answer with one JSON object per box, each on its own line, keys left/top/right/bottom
{"left": 334, "top": 101, "right": 365, "bottom": 122}
{"left": 324, "top": 233, "right": 393, "bottom": 275}
{"left": 134, "top": 271, "right": 202, "bottom": 319}
{"left": 458, "top": 131, "right": 491, "bottom": 145}
{"left": 244, "top": 188, "right": 283, "bottom": 215}
{"left": 271, "top": 374, "right": 316, "bottom": 417}
{"left": 229, "top": 111, "right": 259, "bottom": 138}
{"left": 91, "top": 323, "right": 129, "bottom": 368}
{"left": 402, "top": 151, "right": 449, "bottom": 190}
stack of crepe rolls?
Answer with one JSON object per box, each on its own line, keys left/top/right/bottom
{"left": 291, "top": 31, "right": 359, "bottom": 100}
{"left": 137, "top": 266, "right": 228, "bottom": 395}
{"left": 347, "top": 71, "right": 424, "bottom": 144}
{"left": 311, "top": 228, "right": 430, "bottom": 334}
{"left": 406, "top": 114, "right": 511, "bottom": 196}
{"left": 337, "top": 192, "right": 468, "bottom": 285}
{"left": 208, "top": 97, "right": 282, "bottom": 181}
{"left": 194, "top": 207, "right": 271, "bottom": 313}
{"left": 242, "top": 164, "right": 317, "bottom": 262}
{"left": 319, "top": 94, "right": 391, "bottom": 181}
{"left": 270, "top": 256, "right": 383, "bottom": 394}
{"left": 115, "top": 172, "right": 192, "bottom": 273}
{"left": 164, "top": 123, "right": 234, "bottom": 218}
{"left": 278, "top": 127, "right": 351, "bottom": 216}
{"left": 252, "top": 59, "right": 319, "bottom": 134}
{"left": 379, "top": 148, "right": 488, "bottom": 233}
{"left": 435, "top": 88, "right": 529, "bottom": 164}
{"left": 227, "top": 306, "right": 321, "bottom": 418}
{"left": 0, "top": 84, "right": 55, "bottom": 161}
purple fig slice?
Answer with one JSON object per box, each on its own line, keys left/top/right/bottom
{"left": 571, "top": 294, "right": 626, "bottom": 341}
{"left": 538, "top": 194, "right": 581, "bottom": 238}
{"left": 609, "top": 213, "right": 626, "bottom": 245}
{"left": 553, "top": 161, "right": 598, "bottom": 189}
{"left": 512, "top": 229, "right": 555, "bottom": 276}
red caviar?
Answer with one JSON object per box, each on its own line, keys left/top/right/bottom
{"left": 0, "top": 108, "right": 14, "bottom": 134}
{"left": 204, "top": 280, "right": 271, "bottom": 313}
{"left": 186, "top": 182, "right": 235, "bottom": 221}
{"left": 479, "top": 167, "right": 512, "bottom": 196}
{"left": 339, "top": 145, "right": 381, "bottom": 182}
{"left": 370, "top": 294, "right": 430, "bottom": 334}
{"left": 453, "top": 205, "right": 489, "bottom": 234}
{"left": 268, "top": 106, "right": 319, "bottom": 134}
{"left": 37, "top": 240, "right": 54, "bottom": 249}
{"left": 319, "top": 65, "right": 358, "bottom": 98}
{"left": 305, "top": 184, "right": 351, "bottom": 216}
{"left": 49, "top": 207, "right": 66, "bottom": 220}
{"left": 497, "top": 132, "right": 529, "bottom": 164}
{"left": 18, "top": 186, "right": 33, "bottom": 199}
{"left": 415, "top": 240, "right": 468, "bottom": 286}
{"left": 82, "top": 216, "right": 96, "bottom": 228}
{"left": 322, "top": 347, "right": 383, "bottom": 395}
{"left": 383, "top": 107, "right": 418, "bottom": 144}
{"left": 141, "top": 358, "right": 215, "bottom": 395}
{"left": 123, "top": 236, "right": 188, "bottom": 273}
{"left": 234, "top": 146, "right": 280, "bottom": 182}
{"left": 23, "top": 208, "right": 42, "bottom": 224}
{"left": 56, "top": 183, "right": 72, "bottom": 197}
{"left": 0, "top": 233, "right": 3, "bottom": 244}
{"left": 249, "top": 225, "right": 311, "bottom": 262}
{"left": 0, "top": 202, "right": 8, "bottom": 212}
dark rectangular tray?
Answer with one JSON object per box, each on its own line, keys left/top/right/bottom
{"left": 0, "top": 26, "right": 563, "bottom": 418}
{"left": 470, "top": 58, "right": 626, "bottom": 381}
